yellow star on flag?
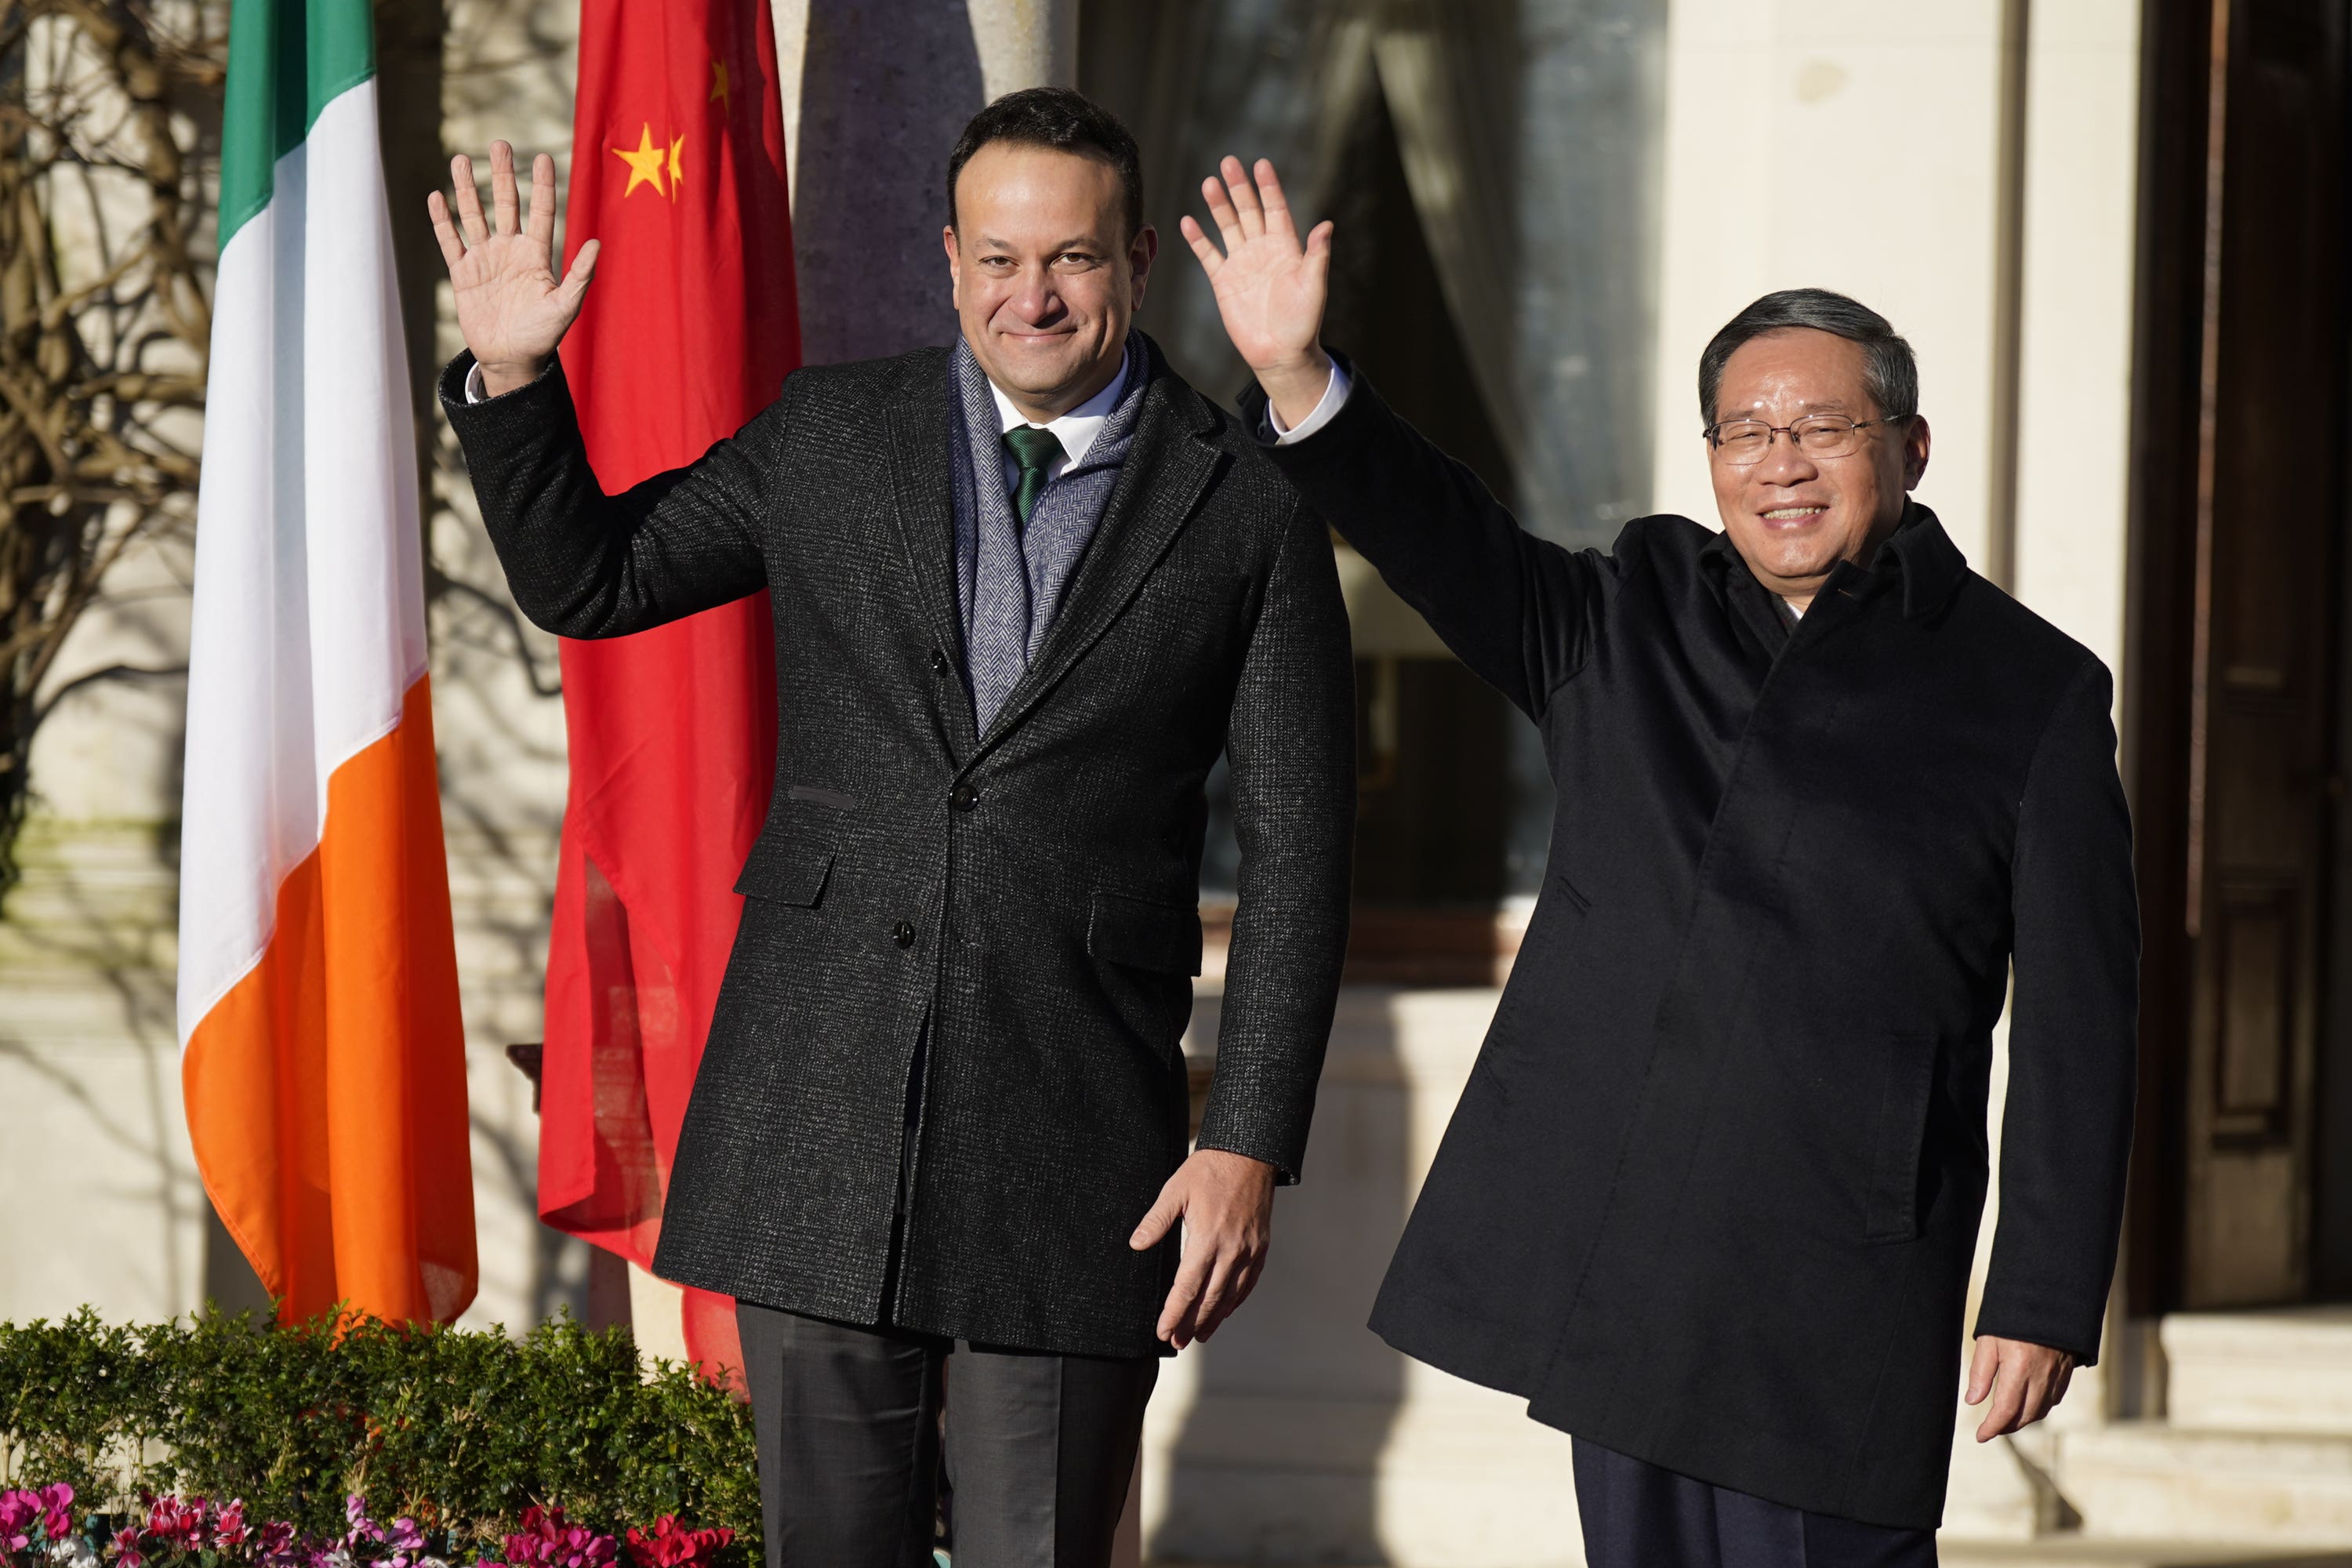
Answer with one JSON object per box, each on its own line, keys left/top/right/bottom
{"left": 668, "top": 133, "right": 685, "bottom": 200}
{"left": 710, "top": 58, "right": 729, "bottom": 108}
{"left": 612, "top": 122, "right": 665, "bottom": 198}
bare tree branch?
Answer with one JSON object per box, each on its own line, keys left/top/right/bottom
{"left": 0, "top": 0, "right": 225, "bottom": 898}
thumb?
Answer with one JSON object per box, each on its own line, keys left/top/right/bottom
{"left": 556, "top": 237, "right": 601, "bottom": 314}
{"left": 1131, "top": 1177, "right": 1185, "bottom": 1250}
{"left": 1965, "top": 1338, "right": 1997, "bottom": 1404}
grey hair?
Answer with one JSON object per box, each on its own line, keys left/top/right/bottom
{"left": 1697, "top": 288, "right": 1918, "bottom": 429}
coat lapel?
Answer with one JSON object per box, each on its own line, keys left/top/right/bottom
{"left": 880, "top": 352, "right": 979, "bottom": 756}
{"left": 972, "top": 365, "right": 1223, "bottom": 756}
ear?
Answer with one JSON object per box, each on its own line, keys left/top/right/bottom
{"left": 1128, "top": 223, "right": 1160, "bottom": 310}
{"left": 1901, "top": 413, "right": 1932, "bottom": 490}
{"left": 942, "top": 224, "right": 961, "bottom": 306}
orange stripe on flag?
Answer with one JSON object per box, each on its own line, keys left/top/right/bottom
{"left": 183, "top": 677, "right": 475, "bottom": 1325}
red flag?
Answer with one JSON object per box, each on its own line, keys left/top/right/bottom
{"left": 539, "top": 0, "right": 797, "bottom": 1384}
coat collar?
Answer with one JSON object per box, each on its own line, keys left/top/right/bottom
{"left": 1699, "top": 499, "right": 1966, "bottom": 621}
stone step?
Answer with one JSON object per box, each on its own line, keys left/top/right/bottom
{"left": 2057, "top": 1424, "right": 2352, "bottom": 1550}
{"left": 1941, "top": 1544, "right": 2352, "bottom": 1567}
{"left": 2164, "top": 1310, "right": 2352, "bottom": 1436}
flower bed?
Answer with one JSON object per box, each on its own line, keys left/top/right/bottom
{"left": 0, "top": 1310, "right": 756, "bottom": 1568}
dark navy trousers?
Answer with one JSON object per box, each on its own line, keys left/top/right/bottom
{"left": 1573, "top": 1440, "right": 1939, "bottom": 1567}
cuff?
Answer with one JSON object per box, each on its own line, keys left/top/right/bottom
{"left": 1259, "top": 361, "right": 1352, "bottom": 446}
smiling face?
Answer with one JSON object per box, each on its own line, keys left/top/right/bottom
{"left": 945, "top": 142, "right": 1156, "bottom": 423}
{"left": 1706, "top": 328, "right": 1932, "bottom": 608}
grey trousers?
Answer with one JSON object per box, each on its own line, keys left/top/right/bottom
{"left": 736, "top": 1300, "right": 1157, "bottom": 1568}
{"left": 1572, "top": 1439, "right": 1938, "bottom": 1568}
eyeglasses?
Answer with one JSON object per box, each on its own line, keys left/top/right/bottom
{"left": 1703, "top": 413, "right": 1913, "bottom": 465}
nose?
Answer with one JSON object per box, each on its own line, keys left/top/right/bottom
{"left": 1752, "top": 429, "right": 1820, "bottom": 486}
{"left": 1003, "top": 265, "right": 1065, "bottom": 328}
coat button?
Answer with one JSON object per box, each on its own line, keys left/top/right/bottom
{"left": 950, "top": 782, "right": 978, "bottom": 811}
{"left": 930, "top": 648, "right": 950, "bottom": 677}
{"left": 892, "top": 920, "right": 916, "bottom": 949}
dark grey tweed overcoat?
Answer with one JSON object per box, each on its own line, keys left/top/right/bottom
{"left": 1253, "top": 368, "right": 2137, "bottom": 1530}
{"left": 441, "top": 336, "right": 1355, "bottom": 1359}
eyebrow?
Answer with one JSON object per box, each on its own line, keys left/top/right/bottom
{"left": 977, "top": 235, "right": 1106, "bottom": 254}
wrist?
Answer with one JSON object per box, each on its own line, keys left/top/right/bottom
{"left": 478, "top": 354, "right": 547, "bottom": 397}
{"left": 1257, "top": 347, "right": 1334, "bottom": 431}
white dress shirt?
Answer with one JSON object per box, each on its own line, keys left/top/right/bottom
{"left": 990, "top": 350, "right": 1128, "bottom": 485}
{"left": 1261, "top": 361, "right": 1353, "bottom": 445}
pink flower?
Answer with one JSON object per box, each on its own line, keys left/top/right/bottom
{"left": 144, "top": 1496, "right": 209, "bottom": 1551}
{"left": 343, "top": 1497, "right": 386, "bottom": 1549}
{"left": 255, "top": 1521, "right": 301, "bottom": 1566}
{"left": 38, "top": 1485, "right": 74, "bottom": 1542}
{"left": 111, "top": 1526, "right": 144, "bottom": 1568}
{"left": 1, "top": 1490, "right": 38, "bottom": 1553}
{"left": 622, "top": 1518, "right": 731, "bottom": 1568}
{"left": 213, "top": 1501, "right": 250, "bottom": 1552}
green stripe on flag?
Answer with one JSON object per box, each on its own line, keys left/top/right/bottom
{"left": 218, "top": 0, "right": 378, "bottom": 249}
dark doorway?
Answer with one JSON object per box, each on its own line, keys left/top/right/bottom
{"left": 2125, "top": 0, "right": 2352, "bottom": 1315}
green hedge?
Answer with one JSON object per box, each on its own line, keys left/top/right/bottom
{"left": 0, "top": 1308, "right": 758, "bottom": 1568}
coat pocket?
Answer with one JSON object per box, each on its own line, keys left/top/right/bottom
{"left": 1087, "top": 890, "right": 1203, "bottom": 976}
{"left": 731, "top": 836, "right": 835, "bottom": 906}
{"left": 1864, "top": 1031, "right": 1940, "bottom": 1243}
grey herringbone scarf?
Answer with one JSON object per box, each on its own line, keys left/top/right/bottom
{"left": 949, "top": 332, "right": 1149, "bottom": 731}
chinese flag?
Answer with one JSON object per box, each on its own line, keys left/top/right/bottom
{"left": 539, "top": 0, "right": 797, "bottom": 1383}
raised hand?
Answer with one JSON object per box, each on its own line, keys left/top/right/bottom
{"left": 427, "top": 141, "right": 599, "bottom": 397}
{"left": 1180, "top": 156, "right": 1335, "bottom": 430}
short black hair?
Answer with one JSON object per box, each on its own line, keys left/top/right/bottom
{"left": 946, "top": 87, "right": 1144, "bottom": 241}
{"left": 1697, "top": 288, "right": 1918, "bottom": 428}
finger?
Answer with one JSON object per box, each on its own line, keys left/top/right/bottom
{"left": 1221, "top": 154, "right": 1266, "bottom": 238}
{"left": 1976, "top": 1359, "right": 2027, "bottom": 1442}
{"left": 1200, "top": 1250, "right": 1266, "bottom": 1340}
{"left": 489, "top": 140, "right": 520, "bottom": 237}
{"left": 527, "top": 152, "right": 557, "bottom": 247}
{"left": 1305, "top": 220, "right": 1334, "bottom": 275}
{"left": 1192, "top": 1247, "right": 1243, "bottom": 1338}
{"left": 555, "top": 237, "right": 601, "bottom": 313}
{"left": 450, "top": 153, "right": 489, "bottom": 247}
{"left": 1254, "top": 158, "right": 1297, "bottom": 238}
{"left": 1201, "top": 172, "right": 1246, "bottom": 252}
{"left": 1158, "top": 1247, "right": 1210, "bottom": 1345}
{"left": 2052, "top": 1365, "right": 2074, "bottom": 1409}
{"left": 426, "top": 191, "right": 466, "bottom": 271}
{"left": 1964, "top": 1338, "right": 1997, "bottom": 1405}
{"left": 1178, "top": 215, "right": 1224, "bottom": 276}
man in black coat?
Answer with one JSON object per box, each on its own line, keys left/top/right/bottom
{"left": 424, "top": 98, "right": 1354, "bottom": 1563}
{"left": 1181, "top": 159, "right": 2138, "bottom": 1565}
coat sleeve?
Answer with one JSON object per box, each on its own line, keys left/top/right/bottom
{"left": 1254, "top": 360, "right": 1616, "bottom": 720}
{"left": 1196, "top": 499, "right": 1357, "bottom": 1182}
{"left": 439, "top": 350, "right": 777, "bottom": 637}
{"left": 1973, "top": 655, "right": 2140, "bottom": 1365}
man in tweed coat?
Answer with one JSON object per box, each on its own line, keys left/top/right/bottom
{"left": 426, "top": 93, "right": 1354, "bottom": 1563}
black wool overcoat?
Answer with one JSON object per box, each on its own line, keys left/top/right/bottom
{"left": 1256, "top": 371, "right": 2138, "bottom": 1528}
{"left": 443, "top": 336, "right": 1356, "bottom": 1359}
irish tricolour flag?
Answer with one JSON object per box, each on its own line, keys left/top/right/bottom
{"left": 178, "top": 0, "right": 475, "bottom": 1325}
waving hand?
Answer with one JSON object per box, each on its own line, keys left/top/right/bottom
{"left": 427, "top": 141, "right": 599, "bottom": 397}
{"left": 1181, "top": 157, "right": 1336, "bottom": 430}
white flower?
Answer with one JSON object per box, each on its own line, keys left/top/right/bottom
{"left": 50, "top": 1537, "right": 99, "bottom": 1568}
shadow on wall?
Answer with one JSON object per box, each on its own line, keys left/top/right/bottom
{"left": 1150, "top": 997, "right": 1412, "bottom": 1564}
{"left": 791, "top": 1, "right": 988, "bottom": 366}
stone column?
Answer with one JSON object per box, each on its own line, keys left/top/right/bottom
{"left": 770, "top": 0, "right": 1080, "bottom": 365}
